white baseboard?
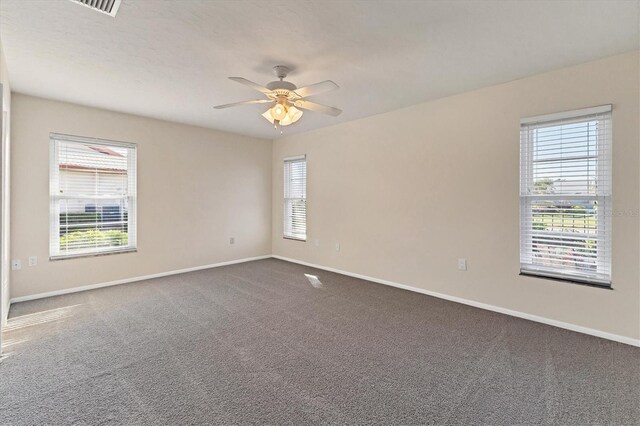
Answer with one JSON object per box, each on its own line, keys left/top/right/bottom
{"left": 272, "top": 255, "right": 640, "bottom": 347}
{"left": 9, "top": 255, "right": 272, "bottom": 304}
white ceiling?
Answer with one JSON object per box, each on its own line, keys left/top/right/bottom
{"left": 1, "top": 0, "right": 638, "bottom": 139}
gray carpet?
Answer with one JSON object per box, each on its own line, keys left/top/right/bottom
{"left": 1, "top": 258, "right": 638, "bottom": 425}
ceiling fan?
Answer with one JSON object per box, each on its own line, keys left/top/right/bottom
{"left": 214, "top": 65, "right": 342, "bottom": 128}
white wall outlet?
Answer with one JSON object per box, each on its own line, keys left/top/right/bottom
{"left": 28, "top": 256, "right": 37, "bottom": 267}
{"left": 229, "top": 237, "right": 235, "bottom": 245}
{"left": 458, "top": 258, "right": 467, "bottom": 271}
{"left": 11, "top": 259, "right": 21, "bottom": 270}
{"left": 314, "top": 239, "right": 320, "bottom": 247}
{"left": 335, "top": 242, "right": 340, "bottom": 252}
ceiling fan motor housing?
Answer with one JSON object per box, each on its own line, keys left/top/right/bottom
{"left": 266, "top": 80, "right": 297, "bottom": 93}
{"left": 266, "top": 65, "right": 297, "bottom": 96}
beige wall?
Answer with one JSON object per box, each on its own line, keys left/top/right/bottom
{"left": 272, "top": 51, "right": 640, "bottom": 341}
{"left": 0, "top": 37, "right": 11, "bottom": 325}
{"left": 8, "top": 52, "right": 639, "bottom": 341}
{"left": 11, "top": 94, "right": 272, "bottom": 298}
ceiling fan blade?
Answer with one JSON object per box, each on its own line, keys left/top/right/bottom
{"left": 214, "top": 99, "right": 273, "bottom": 109}
{"left": 228, "top": 77, "right": 273, "bottom": 95}
{"left": 294, "top": 100, "right": 342, "bottom": 117}
{"left": 293, "top": 80, "right": 339, "bottom": 98}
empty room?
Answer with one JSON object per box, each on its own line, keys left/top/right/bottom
{"left": 0, "top": 0, "right": 639, "bottom": 424}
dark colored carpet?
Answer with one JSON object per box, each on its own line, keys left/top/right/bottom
{"left": 1, "top": 258, "right": 638, "bottom": 425}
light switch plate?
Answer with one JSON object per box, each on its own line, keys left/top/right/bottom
{"left": 458, "top": 258, "right": 467, "bottom": 271}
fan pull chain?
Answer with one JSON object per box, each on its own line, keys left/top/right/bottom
{"left": 274, "top": 120, "right": 284, "bottom": 134}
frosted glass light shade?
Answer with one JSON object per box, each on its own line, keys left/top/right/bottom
{"left": 261, "top": 109, "right": 275, "bottom": 124}
{"left": 261, "top": 104, "right": 304, "bottom": 126}
{"left": 270, "top": 103, "right": 287, "bottom": 121}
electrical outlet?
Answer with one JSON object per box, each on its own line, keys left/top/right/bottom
{"left": 314, "top": 239, "right": 320, "bottom": 247}
{"left": 229, "top": 237, "right": 235, "bottom": 245}
{"left": 11, "top": 259, "right": 21, "bottom": 271}
{"left": 335, "top": 242, "right": 340, "bottom": 252}
{"left": 28, "top": 256, "right": 37, "bottom": 267}
{"left": 458, "top": 258, "right": 467, "bottom": 271}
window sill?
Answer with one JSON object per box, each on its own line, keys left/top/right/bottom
{"left": 519, "top": 271, "right": 612, "bottom": 289}
{"left": 50, "top": 248, "right": 137, "bottom": 261}
{"left": 283, "top": 236, "right": 306, "bottom": 242}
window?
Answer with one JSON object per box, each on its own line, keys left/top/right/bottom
{"left": 50, "top": 134, "right": 137, "bottom": 259}
{"left": 520, "top": 105, "right": 611, "bottom": 286}
{"left": 283, "top": 155, "right": 306, "bottom": 240}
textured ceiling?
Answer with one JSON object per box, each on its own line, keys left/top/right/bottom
{"left": 1, "top": 0, "right": 638, "bottom": 139}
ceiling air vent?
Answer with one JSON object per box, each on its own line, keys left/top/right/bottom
{"left": 69, "top": 0, "right": 122, "bottom": 17}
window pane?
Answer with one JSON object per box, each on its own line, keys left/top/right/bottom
{"left": 520, "top": 107, "right": 611, "bottom": 285}
{"left": 50, "top": 136, "right": 136, "bottom": 258}
{"left": 531, "top": 120, "right": 599, "bottom": 196}
{"left": 284, "top": 157, "right": 306, "bottom": 240}
{"left": 525, "top": 199, "right": 599, "bottom": 274}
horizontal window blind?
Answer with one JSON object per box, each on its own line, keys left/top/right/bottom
{"left": 283, "top": 155, "right": 306, "bottom": 240}
{"left": 50, "top": 134, "right": 137, "bottom": 259}
{"left": 520, "top": 105, "right": 611, "bottom": 285}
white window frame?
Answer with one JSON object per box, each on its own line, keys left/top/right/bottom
{"left": 50, "top": 133, "right": 137, "bottom": 260}
{"left": 283, "top": 155, "right": 307, "bottom": 241}
{"left": 519, "top": 105, "right": 612, "bottom": 286}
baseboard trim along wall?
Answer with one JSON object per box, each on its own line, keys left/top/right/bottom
{"left": 272, "top": 255, "right": 640, "bottom": 348}
{"left": 9, "top": 255, "right": 272, "bottom": 304}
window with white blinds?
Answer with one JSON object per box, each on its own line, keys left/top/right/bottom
{"left": 520, "top": 105, "right": 612, "bottom": 286}
{"left": 50, "top": 134, "right": 137, "bottom": 259}
{"left": 283, "top": 155, "right": 306, "bottom": 240}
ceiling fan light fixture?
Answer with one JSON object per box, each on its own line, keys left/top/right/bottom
{"left": 261, "top": 109, "right": 275, "bottom": 124}
{"left": 270, "top": 102, "right": 288, "bottom": 121}
{"left": 262, "top": 102, "right": 303, "bottom": 127}
{"left": 282, "top": 107, "right": 302, "bottom": 126}
{"left": 280, "top": 115, "right": 292, "bottom": 126}
{"left": 217, "top": 66, "right": 341, "bottom": 130}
